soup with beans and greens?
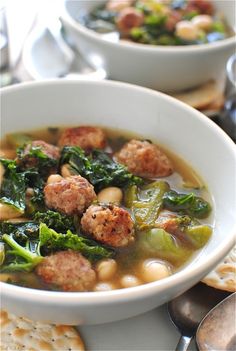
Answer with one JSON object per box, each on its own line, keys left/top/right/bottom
{"left": 0, "top": 126, "right": 213, "bottom": 292}
{"left": 80, "top": 0, "right": 233, "bottom": 46}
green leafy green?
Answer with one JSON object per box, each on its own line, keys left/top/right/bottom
{"left": 125, "top": 181, "right": 170, "bottom": 229}
{"left": 0, "top": 221, "right": 113, "bottom": 272}
{"left": 144, "top": 14, "right": 167, "bottom": 26}
{"left": 163, "top": 190, "right": 211, "bottom": 219}
{"left": 23, "top": 168, "right": 45, "bottom": 213}
{"left": 60, "top": 146, "right": 143, "bottom": 191}
{"left": 17, "top": 144, "right": 58, "bottom": 177}
{"left": 0, "top": 221, "right": 39, "bottom": 245}
{"left": 184, "top": 225, "right": 212, "bottom": 249}
{"left": 154, "top": 214, "right": 212, "bottom": 248}
{"left": 138, "top": 228, "right": 193, "bottom": 265}
{"left": 34, "top": 210, "right": 76, "bottom": 233}
{"left": 0, "top": 159, "right": 26, "bottom": 212}
{"left": 39, "top": 223, "right": 113, "bottom": 261}
{"left": 1, "top": 234, "right": 43, "bottom": 272}
{"left": 211, "top": 20, "right": 226, "bottom": 34}
{"left": 0, "top": 243, "right": 5, "bottom": 265}
{"left": 0, "top": 158, "right": 46, "bottom": 215}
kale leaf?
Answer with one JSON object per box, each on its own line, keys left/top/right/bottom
{"left": 60, "top": 146, "right": 143, "bottom": 191}
{"left": 39, "top": 223, "right": 113, "bottom": 261}
{"left": 34, "top": 210, "right": 76, "bottom": 233}
{"left": 0, "top": 159, "right": 26, "bottom": 212}
{"left": 1, "top": 234, "right": 43, "bottom": 272}
{"left": 17, "top": 144, "right": 58, "bottom": 178}
{"left": 0, "top": 221, "right": 39, "bottom": 245}
{"left": 0, "top": 158, "right": 46, "bottom": 214}
{"left": 163, "top": 190, "right": 211, "bottom": 219}
{"left": 0, "top": 211, "right": 76, "bottom": 244}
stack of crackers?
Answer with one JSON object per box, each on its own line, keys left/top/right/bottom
{"left": 202, "top": 245, "right": 236, "bottom": 292}
{"left": 0, "top": 310, "right": 85, "bottom": 351}
{"left": 172, "top": 80, "right": 225, "bottom": 117}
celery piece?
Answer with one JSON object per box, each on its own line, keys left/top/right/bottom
{"left": 131, "top": 181, "right": 169, "bottom": 230}
{"left": 185, "top": 225, "right": 212, "bottom": 249}
{"left": 139, "top": 228, "right": 192, "bottom": 265}
{"left": 0, "top": 243, "right": 5, "bottom": 265}
{"left": 125, "top": 185, "right": 138, "bottom": 208}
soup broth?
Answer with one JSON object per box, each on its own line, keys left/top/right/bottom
{"left": 0, "top": 126, "right": 213, "bottom": 291}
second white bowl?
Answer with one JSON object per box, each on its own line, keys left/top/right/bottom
{"left": 61, "top": 0, "right": 236, "bottom": 92}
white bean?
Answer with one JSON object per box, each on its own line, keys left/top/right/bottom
{"left": 175, "top": 20, "right": 199, "bottom": 41}
{"left": 0, "top": 163, "right": 5, "bottom": 187}
{"left": 47, "top": 174, "right": 63, "bottom": 184}
{"left": 0, "top": 203, "right": 22, "bottom": 220}
{"left": 120, "top": 275, "right": 141, "bottom": 288}
{"left": 192, "top": 15, "right": 213, "bottom": 31}
{"left": 94, "top": 282, "right": 115, "bottom": 291}
{"left": 96, "top": 259, "right": 117, "bottom": 281}
{"left": 61, "top": 164, "right": 72, "bottom": 178}
{"left": 97, "top": 187, "right": 123, "bottom": 204}
{"left": 140, "top": 259, "right": 171, "bottom": 283}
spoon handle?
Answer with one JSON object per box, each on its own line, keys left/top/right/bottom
{"left": 175, "top": 335, "right": 192, "bottom": 351}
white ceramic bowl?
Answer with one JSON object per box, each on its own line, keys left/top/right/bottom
{"left": 61, "top": 0, "right": 236, "bottom": 92}
{"left": 1, "top": 80, "right": 236, "bottom": 325}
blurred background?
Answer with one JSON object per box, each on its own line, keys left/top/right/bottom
{"left": 0, "top": 0, "right": 235, "bottom": 140}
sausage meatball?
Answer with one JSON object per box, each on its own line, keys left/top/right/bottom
{"left": 17, "top": 140, "right": 59, "bottom": 170}
{"left": 44, "top": 175, "right": 96, "bottom": 215}
{"left": 58, "top": 126, "right": 106, "bottom": 151}
{"left": 116, "top": 139, "right": 173, "bottom": 178}
{"left": 36, "top": 250, "right": 96, "bottom": 292}
{"left": 116, "top": 7, "right": 144, "bottom": 34}
{"left": 187, "top": 0, "right": 214, "bottom": 15}
{"left": 81, "top": 204, "right": 134, "bottom": 247}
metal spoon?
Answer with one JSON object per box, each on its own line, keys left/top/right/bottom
{"left": 168, "top": 282, "right": 230, "bottom": 351}
{"left": 21, "top": 16, "right": 106, "bottom": 82}
{"left": 196, "top": 293, "right": 236, "bottom": 351}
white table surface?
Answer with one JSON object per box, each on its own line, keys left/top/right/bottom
{"left": 78, "top": 304, "right": 197, "bottom": 351}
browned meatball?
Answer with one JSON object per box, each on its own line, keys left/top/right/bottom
{"left": 188, "top": 0, "right": 214, "bottom": 15}
{"left": 116, "top": 7, "right": 144, "bottom": 34}
{"left": 58, "top": 126, "right": 106, "bottom": 151}
{"left": 81, "top": 204, "right": 134, "bottom": 247}
{"left": 36, "top": 250, "right": 96, "bottom": 292}
{"left": 17, "top": 140, "right": 60, "bottom": 170}
{"left": 44, "top": 175, "right": 96, "bottom": 215}
{"left": 116, "top": 139, "right": 173, "bottom": 178}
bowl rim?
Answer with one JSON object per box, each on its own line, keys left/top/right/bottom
{"left": 61, "top": 0, "right": 236, "bottom": 54}
{"left": 1, "top": 79, "right": 236, "bottom": 304}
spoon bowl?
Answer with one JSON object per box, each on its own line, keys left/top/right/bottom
{"left": 196, "top": 292, "right": 236, "bottom": 351}
{"left": 168, "top": 283, "right": 230, "bottom": 351}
